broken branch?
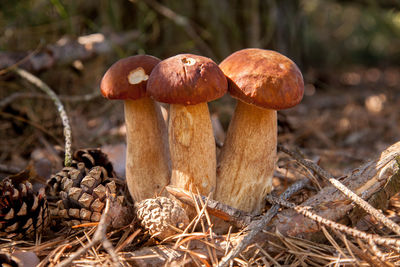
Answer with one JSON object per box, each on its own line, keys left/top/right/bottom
{"left": 278, "top": 144, "right": 400, "bottom": 235}
{"left": 13, "top": 68, "right": 72, "bottom": 167}
{"left": 266, "top": 195, "right": 400, "bottom": 249}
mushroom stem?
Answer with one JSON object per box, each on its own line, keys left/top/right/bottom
{"left": 215, "top": 100, "right": 277, "bottom": 213}
{"left": 125, "top": 97, "right": 170, "bottom": 201}
{"left": 169, "top": 103, "right": 216, "bottom": 197}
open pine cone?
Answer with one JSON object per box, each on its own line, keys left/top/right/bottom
{"left": 0, "top": 174, "right": 49, "bottom": 239}
{"left": 47, "top": 148, "right": 128, "bottom": 227}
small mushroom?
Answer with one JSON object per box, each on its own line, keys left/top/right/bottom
{"left": 100, "top": 55, "right": 170, "bottom": 201}
{"left": 147, "top": 54, "right": 227, "bottom": 208}
{"left": 216, "top": 48, "right": 304, "bottom": 214}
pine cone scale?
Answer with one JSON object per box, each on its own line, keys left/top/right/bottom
{"left": 46, "top": 148, "right": 128, "bottom": 227}
{"left": 0, "top": 178, "right": 49, "bottom": 239}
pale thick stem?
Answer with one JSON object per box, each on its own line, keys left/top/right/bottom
{"left": 125, "top": 98, "right": 170, "bottom": 201}
{"left": 169, "top": 104, "right": 216, "bottom": 197}
{"left": 215, "top": 101, "right": 277, "bottom": 213}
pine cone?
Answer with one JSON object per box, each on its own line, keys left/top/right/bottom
{"left": 135, "top": 197, "right": 189, "bottom": 240}
{"left": 47, "top": 148, "right": 127, "bottom": 227}
{"left": 0, "top": 252, "right": 21, "bottom": 267}
{"left": 47, "top": 148, "right": 115, "bottom": 197}
{"left": 0, "top": 176, "right": 49, "bottom": 239}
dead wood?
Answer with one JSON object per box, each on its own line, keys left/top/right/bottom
{"left": 266, "top": 195, "right": 400, "bottom": 248}
{"left": 0, "top": 31, "right": 139, "bottom": 74}
{"left": 270, "top": 141, "right": 400, "bottom": 242}
{"left": 278, "top": 144, "right": 400, "bottom": 235}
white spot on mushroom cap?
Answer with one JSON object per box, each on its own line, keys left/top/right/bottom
{"left": 279, "top": 63, "right": 286, "bottom": 70}
{"left": 128, "top": 67, "right": 149, "bottom": 85}
{"left": 181, "top": 57, "right": 196, "bottom": 66}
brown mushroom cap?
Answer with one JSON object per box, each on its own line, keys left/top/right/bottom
{"left": 219, "top": 48, "right": 304, "bottom": 110}
{"left": 100, "top": 55, "right": 161, "bottom": 100}
{"left": 147, "top": 54, "right": 227, "bottom": 105}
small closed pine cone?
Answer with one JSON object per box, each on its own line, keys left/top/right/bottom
{"left": 135, "top": 197, "right": 189, "bottom": 240}
{"left": 47, "top": 148, "right": 127, "bottom": 227}
{"left": 0, "top": 176, "right": 49, "bottom": 239}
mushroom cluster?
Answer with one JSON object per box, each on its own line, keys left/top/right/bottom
{"left": 100, "top": 48, "right": 304, "bottom": 232}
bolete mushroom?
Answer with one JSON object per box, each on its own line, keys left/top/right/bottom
{"left": 100, "top": 55, "right": 170, "bottom": 201}
{"left": 215, "top": 48, "right": 304, "bottom": 214}
{"left": 147, "top": 54, "right": 227, "bottom": 205}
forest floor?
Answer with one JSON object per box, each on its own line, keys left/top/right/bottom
{"left": 1, "top": 62, "right": 400, "bottom": 265}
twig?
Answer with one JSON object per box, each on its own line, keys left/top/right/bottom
{"left": 102, "top": 238, "right": 120, "bottom": 265}
{"left": 0, "top": 31, "right": 139, "bottom": 73}
{"left": 0, "top": 111, "right": 64, "bottom": 146}
{"left": 343, "top": 236, "right": 381, "bottom": 267}
{"left": 60, "top": 91, "right": 101, "bottom": 102}
{"left": 355, "top": 238, "right": 388, "bottom": 267}
{"left": 278, "top": 144, "right": 400, "bottom": 235}
{"left": 13, "top": 68, "right": 72, "bottom": 167}
{"left": 136, "top": 0, "right": 215, "bottom": 58}
{"left": 266, "top": 195, "right": 400, "bottom": 249}
{"left": 0, "top": 163, "right": 20, "bottom": 174}
{"left": 192, "top": 190, "right": 218, "bottom": 266}
{"left": 56, "top": 197, "right": 120, "bottom": 267}
{"left": 336, "top": 231, "right": 360, "bottom": 265}
{"left": 0, "top": 41, "right": 42, "bottom": 75}
{"left": 0, "top": 92, "right": 42, "bottom": 109}
{"left": 368, "top": 239, "right": 387, "bottom": 263}
{"left": 218, "top": 179, "right": 309, "bottom": 267}
{"left": 0, "top": 91, "right": 101, "bottom": 110}
{"left": 255, "top": 243, "right": 281, "bottom": 267}
{"left": 166, "top": 185, "right": 253, "bottom": 228}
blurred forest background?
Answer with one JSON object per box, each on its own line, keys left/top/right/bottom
{"left": 1, "top": 0, "right": 400, "bottom": 178}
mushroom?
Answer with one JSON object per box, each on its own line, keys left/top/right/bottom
{"left": 100, "top": 55, "right": 170, "bottom": 202}
{"left": 215, "top": 48, "right": 304, "bottom": 214}
{"left": 147, "top": 54, "right": 227, "bottom": 208}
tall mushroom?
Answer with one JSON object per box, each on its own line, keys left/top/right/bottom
{"left": 215, "top": 48, "right": 304, "bottom": 214}
{"left": 100, "top": 55, "right": 170, "bottom": 201}
{"left": 147, "top": 54, "right": 227, "bottom": 207}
